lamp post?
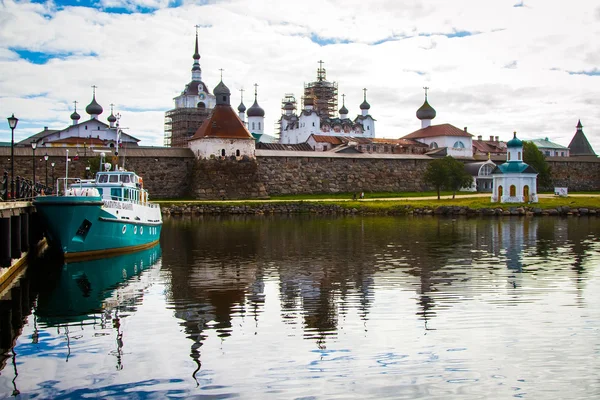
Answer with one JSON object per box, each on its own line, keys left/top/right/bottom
{"left": 85, "top": 165, "right": 90, "bottom": 179}
{"left": 31, "top": 140, "right": 37, "bottom": 197}
{"left": 44, "top": 153, "right": 49, "bottom": 186}
{"left": 7, "top": 114, "right": 18, "bottom": 199}
{"left": 51, "top": 162, "right": 55, "bottom": 191}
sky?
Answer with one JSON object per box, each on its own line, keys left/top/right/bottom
{"left": 0, "top": 0, "right": 599, "bottom": 151}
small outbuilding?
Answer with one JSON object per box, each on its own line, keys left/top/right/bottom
{"left": 491, "top": 132, "right": 538, "bottom": 203}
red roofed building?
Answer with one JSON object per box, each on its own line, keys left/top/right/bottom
{"left": 188, "top": 80, "right": 256, "bottom": 159}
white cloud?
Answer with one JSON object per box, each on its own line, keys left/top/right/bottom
{"left": 0, "top": 0, "right": 598, "bottom": 152}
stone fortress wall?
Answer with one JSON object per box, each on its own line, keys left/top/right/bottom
{"left": 1, "top": 147, "right": 599, "bottom": 199}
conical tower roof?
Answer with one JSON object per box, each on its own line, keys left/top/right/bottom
{"left": 568, "top": 120, "right": 597, "bottom": 156}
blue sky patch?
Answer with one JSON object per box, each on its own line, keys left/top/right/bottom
{"left": 514, "top": 1, "right": 525, "bottom": 7}
{"left": 13, "top": 49, "right": 97, "bottom": 65}
{"left": 568, "top": 68, "right": 600, "bottom": 76}
{"left": 32, "top": 0, "right": 185, "bottom": 14}
{"left": 310, "top": 34, "right": 351, "bottom": 46}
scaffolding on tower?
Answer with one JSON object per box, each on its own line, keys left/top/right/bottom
{"left": 164, "top": 107, "right": 211, "bottom": 147}
{"left": 303, "top": 61, "right": 338, "bottom": 119}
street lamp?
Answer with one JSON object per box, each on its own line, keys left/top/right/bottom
{"left": 51, "top": 162, "right": 55, "bottom": 191}
{"left": 7, "top": 114, "right": 18, "bottom": 199}
{"left": 44, "top": 153, "right": 49, "bottom": 186}
{"left": 31, "top": 140, "right": 37, "bottom": 197}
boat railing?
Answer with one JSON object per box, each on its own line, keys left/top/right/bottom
{"left": 103, "top": 188, "right": 160, "bottom": 209}
{"left": 56, "top": 178, "right": 87, "bottom": 196}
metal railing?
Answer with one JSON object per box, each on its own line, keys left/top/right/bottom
{"left": 1, "top": 172, "right": 53, "bottom": 201}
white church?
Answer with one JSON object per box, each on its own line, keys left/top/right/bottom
{"left": 491, "top": 132, "right": 538, "bottom": 203}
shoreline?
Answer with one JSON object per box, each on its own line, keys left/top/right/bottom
{"left": 161, "top": 202, "right": 599, "bottom": 217}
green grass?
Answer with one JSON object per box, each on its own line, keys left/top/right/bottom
{"left": 156, "top": 195, "right": 600, "bottom": 211}
{"left": 269, "top": 191, "right": 475, "bottom": 200}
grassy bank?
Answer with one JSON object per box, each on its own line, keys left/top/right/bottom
{"left": 156, "top": 194, "right": 600, "bottom": 212}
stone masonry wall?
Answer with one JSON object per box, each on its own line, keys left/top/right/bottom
{"left": 257, "top": 156, "right": 431, "bottom": 195}
{"left": 1, "top": 146, "right": 599, "bottom": 200}
{"left": 0, "top": 147, "right": 195, "bottom": 199}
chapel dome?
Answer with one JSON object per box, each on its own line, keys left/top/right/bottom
{"left": 70, "top": 110, "right": 81, "bottom": 121}
{"left": 247, "top": 100, "right": 265, "bottom": 117}
{"left": 507, "top": 132, "right": 523, "bottom": 148}
{"left": 416, "top": 99, "right": 436, "bottom": 120}
{"left": 85, "top": 95, "right": 103, "bottom": 116}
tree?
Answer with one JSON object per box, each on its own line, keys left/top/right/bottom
{"left": 523, "top": 141, "right": 552, "bottom": 189}
{"left": 444, "top": 156, "right": 473, "bottom": 199}
{"left": 423, "top": 158, "right": 448, "bottom": 199}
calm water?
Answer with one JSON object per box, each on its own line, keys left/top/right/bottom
{"left": 1, "top": 215, "right": 599, "bottom": 399}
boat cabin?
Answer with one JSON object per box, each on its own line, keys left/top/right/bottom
{"left": 80, "top": 171, "right": 147, "bottom": 203}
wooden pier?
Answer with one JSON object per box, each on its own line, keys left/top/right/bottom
{"left": 0, "top": 202, "right": 46, "bottom": 293}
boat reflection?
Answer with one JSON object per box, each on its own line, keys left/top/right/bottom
{"left": 35, "top": 244, "right": 162, "bottom": 325}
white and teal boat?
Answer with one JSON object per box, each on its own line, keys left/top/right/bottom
{"left": 34, "top": 169, "right": 162, "bottom": 259}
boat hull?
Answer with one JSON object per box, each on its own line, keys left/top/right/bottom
{"left": 34, "top": 195, "right": 162, "bottom": 259}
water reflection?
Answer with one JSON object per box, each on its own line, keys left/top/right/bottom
{"left": 159, "top": 216, "right": 600, "bottom": 372}
{"left": 1, "top": 216, "right": 598, "bottom": 399}
{"left": 0, "top": 245, "right": 161, "bottom": 396}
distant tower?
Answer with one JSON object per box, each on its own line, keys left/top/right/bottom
{"left": 164, "top": 27, "right": 216, "bottom": 147}
{"left": 339, "top": 94, "right": 348, "bottom": 119}
{"left": 358, "top": 88, "right": 375, "bottom": 137}
{"left": 107, "top": 104, "right": 117, "bottom": 128}
{"left": 85, "top": 86, "right": 103, "bottom": 119}
{"left": 568, "top": 120, "right": 597, "bottom": 156}
{"left": 303, "top": 60, "right": 338, "bottom": 118}
{"left": 70, "top": 100, "right": 80, "bottom": 126}
{"left": 238, "top": 88, "right": 246, "bottom": 124}
{"left": 416, "top": 87, "right": 436, "bottom": 128}
{"left": 247, "top": 83, "right": 265, "bottom": 135}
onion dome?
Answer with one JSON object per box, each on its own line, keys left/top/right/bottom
{"left": 339, "top": 104, "right": 348, "bottom": 115}
{"left": 86, "top": 94, "right": 103, "bottom": 116}
{"left": 360, "top": 99, "right": 370, "bottom": 110}
{"left": 238, "top": 101, "right": 246, "bottom": 113}
{"left": 506, "top": 131, "right": 523, "bottom": 148}
{"left": 107, "top": 113, "right": 117, "bottom": 123}
{"left": 416, "top": 99, "right": 436, "bottom": 120}
{"left": 284, "top": 101, "right": 294, "bottom": 111}
{"left": 70, "top": 110, "right": 80, "bottom": 121}
{"left": 247, "top": 100, "right": 265, "bottom": 117}
{"left": 214, "top": 80, "right": 230, "bottom": 96}
{"left": 214, "top": 80, "right": 231, "bottom": 106}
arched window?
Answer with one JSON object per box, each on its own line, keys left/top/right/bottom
{"left": 480, "top": 164, "right": 494, "bottom": 176}
{"left": 258, "top": 122, "right": 261, "bottom": 130}
{"left": 453, "top": 141, "right": 465, "bottom": 148}
{"left": 430, "top": 142, "right": 438, "bottom": 149}
{"left": 252, "top": 122, "right": 255, "bottom": 130}
{"left": 236, "top": 149, "right": 240, "bottom": 157}
{"left": 197, "top": 102, "right": 206, "bottom": 109}
{"left": 372, "top": 146, "right": 376, "bottom": 152}
{"left": 498, "top": 185, "right": 503, "bottom": 198}
{"left": 523, "top": 185, "right": 529, "bottom": 202}
{"left": 222, "top": 96, "right": 226, "bottom": 102}
{"left": 510, "top": 185, "right": 516, "bottom": 196}
{"left": 518, "top": 151, "right": 521, "bottom": 160}
{"left": 508, "top": 152, "right": 511, "bottom": 160}
{"left": 221, "top": 149, "right": 226, "bottom": 157}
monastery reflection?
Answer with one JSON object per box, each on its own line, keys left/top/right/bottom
{"left": 160, "top": 215, "right": 600, "bottom": 376}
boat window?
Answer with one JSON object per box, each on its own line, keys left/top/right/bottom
{"left": 109, "top": 175, "right": 119, "bottom": 183}
{"left": 120, "top": 174, "right": 131, "bottom": 183}
{"left": 111, "top": 188, "right": 121, "bottom": 200}
{"left": 98, "top": 174, "right": 108, "bottom": 183}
